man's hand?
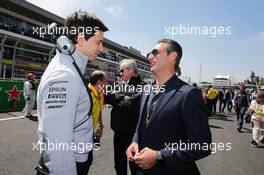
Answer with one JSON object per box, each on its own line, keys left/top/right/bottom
{"left": 124, "top": 95, "right": 130, "bottom": 101}
{"left": 95, "top": 127, "right": 103, "bottom": 138}
{"left": 134, "top": 147, "right": 158, "bottom": 170}
{"left": 126, "top": 142, "right": 139, "bottom": 161}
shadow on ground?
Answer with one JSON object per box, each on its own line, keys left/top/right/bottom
{"left": 210, "top": 113, "right": 234, "bottom": 122}
{"left": 27, "top": 115, "right": 38, "bottom": 122}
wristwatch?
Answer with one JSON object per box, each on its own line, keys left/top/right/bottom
{"left": 156, "top": 151, "right": 163, "bottom": 160}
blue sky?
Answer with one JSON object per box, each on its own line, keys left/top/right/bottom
{"left": 28, "top": 0, "right": 263, "bottom": 83}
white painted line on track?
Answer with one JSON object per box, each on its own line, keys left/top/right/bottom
{"left": 0, "top": 114, "right": 37, "bottom": 122}
{"left": 0, "top": 116, "right": 25, "bottom": 122}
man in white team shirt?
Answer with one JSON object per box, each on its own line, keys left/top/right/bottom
{"left": 23, "top": 72, "right": 35, "bottom": 118}
{"left": 36, "top": 11, "right": 108, "bottom": 175}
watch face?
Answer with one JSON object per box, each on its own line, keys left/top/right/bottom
{"left": 157, "top": 151, "right": 162, "bottom": 160}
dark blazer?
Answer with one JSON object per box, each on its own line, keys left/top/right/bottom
{"left": 133, "top": 74, "right": 212, "bottom": 175}
{"left": 105, "top": 75, "right": 146, "bottom": 134}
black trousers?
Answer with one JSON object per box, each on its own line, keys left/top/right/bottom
{"left": 219, "top": 100, "right": 226, "bottom": 113}
{"left": 206, "top": 99, "right": 214, "bottom": 116}
{"left": 114, "top": 132, "right": 137, "bottom": 175}
{"left": 212, "top": 98, "right": 217, "bottom": 114}
{"left": 235, "top": 107, "right": 247, "bottom": 130}
{"left": 76, "top": 151, "right": 93, "bottom": 175}
{"left": 227, "top": 101, "right": 233, "bottom": 111}
{"left": 36, "top": 151, "right": 93, "bottom": 175}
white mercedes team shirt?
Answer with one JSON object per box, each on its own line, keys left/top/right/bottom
{"left": 37, "top": 50, "right": 93, "bottom": 175}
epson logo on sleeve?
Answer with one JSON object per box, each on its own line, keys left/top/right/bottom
{"left": 48, "top": 94, "right": 67, "bottom": 99}
{"left": 49, "top": 87, "right": 67, "bottom": 92}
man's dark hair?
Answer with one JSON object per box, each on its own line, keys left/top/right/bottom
{"left": 240, "top": 83, "right": 246, "bottom": 89}
{"left": 256, "top": 92, "right": 264, "bottom": 105}
{"left": 64, "top": 10, "right": 109, "bottom": 44}
{"left": 157, "top": 39, "right": 183, "bottom": 71}
{"left": 90, "top": 70, "right": 106, "bottom": 86}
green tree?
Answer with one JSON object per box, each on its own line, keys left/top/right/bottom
{"left": 256, "top": 76, "right": 260, "bottom": 86}
{"left": 244, "top": 79, "right": 251, "bottom": 84}
{"left": 250, "top": 71, "right": 256, "bottom": 84}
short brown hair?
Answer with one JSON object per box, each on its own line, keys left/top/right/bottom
{"left": 157, "top": 39, "right": 183, "bottom": 71}
{"left": 64, "top": 10, "right": 108, "bottom": 44}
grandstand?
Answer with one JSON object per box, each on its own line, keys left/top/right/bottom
{"left": 0, "top": 0, "right": 152, "bottom": 82}
{"left": 0, "top": 0, "right": 152, "bottom": 112}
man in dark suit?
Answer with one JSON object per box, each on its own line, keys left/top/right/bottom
{"left": 126, "top": 39, "right": 212, "bottom": 175}
{"left": 105, "top": 59, "right": 145, "bottom": 175}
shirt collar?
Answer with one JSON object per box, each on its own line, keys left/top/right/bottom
{"left": 72, "top": 50, "right": 88, "bottom": 74}
{"left": 152, "top": 74, "right": 178, "bottom": 93}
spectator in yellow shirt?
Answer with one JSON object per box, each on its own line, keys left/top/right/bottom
{"left": 206, "top": 85, "right": 218, "bottom": 116}
{"left": 88, "top": 70, "right": 107, "bottom": 145}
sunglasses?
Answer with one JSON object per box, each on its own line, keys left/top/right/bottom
{"left": 147, "top": 49, "right": 159, "bottom": 58}
{"left": 119, "top": 69, "right": 124, "bottom": 74}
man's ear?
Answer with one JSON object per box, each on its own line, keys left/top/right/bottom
{"left": 169, "top": 51, "right": 177, "bottom": 62}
